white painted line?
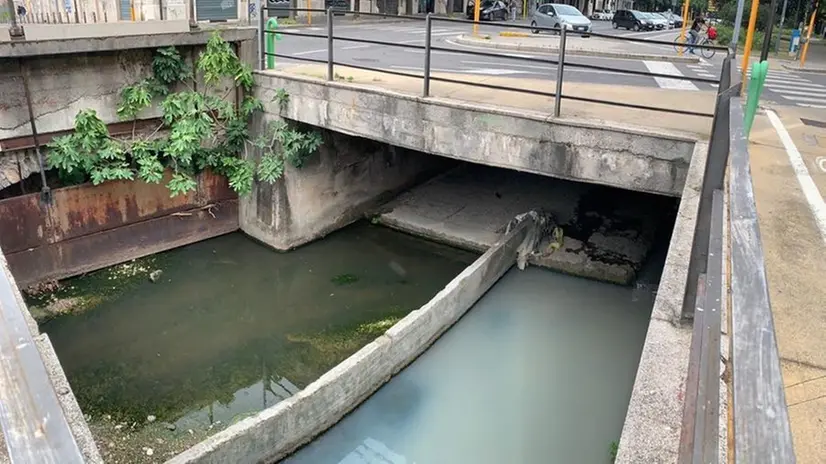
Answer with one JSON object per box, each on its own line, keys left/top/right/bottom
{"left": 764, "top": 82, "right": 826, "bottom": 91}
{"left": 767, "top": 88, "right": 826, "bottom": 96}
{"left": 431, "top": 31, "right": 462, "bottom": 36}
{"left": 799, "top": 103, "right": 826, "bottom": 109}
{"left": 408, "top": 28, "right": 451, "bottom": 34}
{"left": 643, "top": 60, "right": 699, "bottom": 91}
{"left": 389, "top": 65, "right": 540, "bottom": 75}
{"left": 291, "top": 49, "right": 328, "bottom": 56}
{"left": 783, "top": 95, "right": 826, "bottom": 104}
{"left": 766, "top": 109, "right": 826, "bottom": 245}
{"left": 342, "top": 44, "right": 371, "bottom": 50}
{"left": 460, "top": 60, "right": 551, "bottom": 70}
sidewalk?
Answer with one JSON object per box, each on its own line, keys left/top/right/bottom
{"left": 276, "top": 64, "right": 716, "bottom": 137}
{"left": 456, "top": 33, "right": 699, "bottom": 63}
{"left": 745, "top": 105, "right": 826, "bottom": 463}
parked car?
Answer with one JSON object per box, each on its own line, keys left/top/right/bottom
{"left": 531, "top": 3, "right": 592, "bottom": 35}
{"left": 659, "top": 11, "right": 683, "bottom": 28}
{"left": 612, "top": 9, "right": 653, "bottom": 31}
{"left": 644, "top": 12, "right": 668, "bottom": 29}
{"left": 590, "top": 9, "right": 612, "bottom": 20}
{"left": 466, "top": 0, "right": 508, "bottom": 20}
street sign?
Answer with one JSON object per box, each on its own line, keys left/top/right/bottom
{"left": 790, "top": 29, "right": 801, "bottom": 55}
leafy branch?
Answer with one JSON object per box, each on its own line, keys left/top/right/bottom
{"left": 47, "top": 33, "right": 321, "bottom": 197}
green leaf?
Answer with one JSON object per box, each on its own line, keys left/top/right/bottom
{"left": 227, "top": 158, "right": 255, "bottom": 196}
{"left": 257, "top": 152, "right": 284, "bottom": 183}
{"left": 240, "top": 95, "right": 264, "bottom": 119}
{"left": 167, "top": 172, "right": 197, "bottom": 197}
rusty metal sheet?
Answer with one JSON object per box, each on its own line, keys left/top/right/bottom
{"left": 197, "top": 169, "right": 237, "bottom": 203}
{"left": 6, "top": 200, "right": 239, "bottom": 287}
{"left": 47, "top": 172, "right": 199, "bottom": 243}
{"left": 0, "top": 192, "right": 48, "bottom": 254}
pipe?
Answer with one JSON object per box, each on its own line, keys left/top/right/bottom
{"left": 423, "top": 13, "right": 432, "bottom": 97}
{"left": 18, "top": 59, "right": 51, "bottom": 204}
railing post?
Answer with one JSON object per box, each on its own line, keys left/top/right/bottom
{"left": 423, "top": 13, "right": 432, "bottom": 97}
{"left": 258, "top": 2, "right": 266, "bottom": 71}
{"left": 554, "top": 26, "right": 567, "bottom": 117}
{"left": 326, "top": 7, "right": 334, "bottom": 81}
{"left": 6, "top": 0, "right": 23, "bottom": 38}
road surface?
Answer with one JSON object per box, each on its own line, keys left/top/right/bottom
{"left": 270, "top": 18, "right": 826, "bottom": 110}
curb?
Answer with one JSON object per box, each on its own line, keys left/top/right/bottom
{"left": 456, "top": 35, "right": 700, "bottom": 63}
{"left": 781, "top": 63, "right": 826, "bottom": 74}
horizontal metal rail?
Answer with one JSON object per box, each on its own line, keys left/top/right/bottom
{"left": 268, "top": 30, "right": 720, "bottom": 85}
{"left": 262, "top": 7, "right": 728, "bottom": 51}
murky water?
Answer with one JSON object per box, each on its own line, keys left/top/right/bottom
{"left": 37, "top": 223, "right": 475, "bottom": 462}
{"left": 284, "top": 266, "right": 656, "bottom": 464}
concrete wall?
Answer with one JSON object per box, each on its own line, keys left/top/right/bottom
{"left": 615, "top": 141, "right": 709, "bottom": 463}
{"left": 240, "top": 108, "right": 454, "bottom": 251}
{"left": 255, "top": 71, "right": 698, "bottom": 197}
{"left": 169, "top": 214, "right": 534, "bottom": 464}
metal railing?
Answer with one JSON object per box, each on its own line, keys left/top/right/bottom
{"left": 258, "top": 8, "right": 728, "bottom": 119}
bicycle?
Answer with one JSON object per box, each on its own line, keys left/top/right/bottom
{"left": 674, "top": 33, "right": 716, "bottom": 59}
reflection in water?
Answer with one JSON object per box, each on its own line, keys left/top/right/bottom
{"left": 285, "top": 266, "right": 655, "bottom": 464}
{"left": 39, "top": 223, "right": 475, "bottom": 430}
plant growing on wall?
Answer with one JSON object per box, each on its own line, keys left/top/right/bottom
{"left": 47, "top": 33, "right": 322, "bottom": 197}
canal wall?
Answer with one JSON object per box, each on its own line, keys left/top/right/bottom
{"left": 254, "top": 71, "right": 697, "bottom": 197}
{"left": 0, "top": 29, "right": 257, "bottom": 286}
{"left": 167, "top": 214, "right": 537, "bottom": 464}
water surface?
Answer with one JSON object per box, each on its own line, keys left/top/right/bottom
{"left": 285, "top": 266, "right": 655, "bottom": 464}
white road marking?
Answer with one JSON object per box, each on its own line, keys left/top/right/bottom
{"left": 767, "top": 88, "right": 826, "bottom": 96}
{"left": 643, "top": 60, "right": 699, "bottom": 90}
{"left": 291, "top": 48, "right": 328, "bottom": 56}
{"left": 390, "top": 64, "right": 540, "bottom": 75}
{"left": 799, "top": 103, "right": 826, "bottom": 109}
{"left": 766, "top": 109, "right": 826, "bottom": 245}
{"left": 763, "top": 82, "right": 826, "bottom": 91}
{"left": 342, "top": 44, "right": 371, "bottom": 50}
{"left": 783, "top": 95, "right": 826, "bottom": 104}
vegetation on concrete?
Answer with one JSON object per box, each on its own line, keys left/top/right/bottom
{"left": 47, "top": 33, "right": 322, "bottom": 197}
{"left": 609, "top": 440, "right": 619, "bottom": 462}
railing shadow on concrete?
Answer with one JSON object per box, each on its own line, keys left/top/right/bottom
{"left": 257, "top": 7, "right": 727, "bottom": 119}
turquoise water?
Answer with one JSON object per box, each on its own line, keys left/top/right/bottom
{"left": 284, "top": 266, "right": 656, "bottom": 464}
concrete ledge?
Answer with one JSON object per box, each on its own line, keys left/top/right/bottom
{"left": 0, "top": 27, "right": 256, "bottom": 58}
{"left": 21, "top": 21, "right": 189, "bottom": 41}
{"left": 256, "top": 71, "right": 699, "bottom": 196}
{"left": 615, "top": 140, "right": 709, "bottom": 462}
{"left": 168, "top": 217, "right": 533, "bottom": 464}
{"left": 781, "top": 62, "right": 826, "bottom": 74}
{"left": 455, "top": 34, "right": 700, "bottom": 63}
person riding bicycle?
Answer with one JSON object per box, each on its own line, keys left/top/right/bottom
{"left": 687, "top": 14, "right": 706, "bottom": 55}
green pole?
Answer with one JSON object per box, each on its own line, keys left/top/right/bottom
{"left": 266, "top": 18, "right": 282, "bottom": 70}
{"left": 743, "top": 60, "right": 768, "bottom": 137}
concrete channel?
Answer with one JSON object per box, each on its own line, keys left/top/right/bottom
{"left": 0, "top": 29, "right": 709, "bottom": 463}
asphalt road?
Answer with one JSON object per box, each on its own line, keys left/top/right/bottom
{"left": 271, "top": 17, "right": 826, "bottom": 110}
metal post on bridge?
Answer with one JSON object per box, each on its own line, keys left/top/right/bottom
{"left": 258, "top": 2, "right": 266, "bottom": 71}
{"left": 326, "top": 7, "right": 334, "bottom": 81}
{"left": 554, "top": 26, "right": 567, "bottom": 117}
{"left": 423, "top": 13, "right": 432, "bottom": 97}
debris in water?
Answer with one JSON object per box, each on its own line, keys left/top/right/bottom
{"left": 143, "top": 447, "right": 154, "bottom": 456}
{"left": 162, "top": 422, "right": 176, "bottom": 431}
{"left": 24, "top": 279, "right": 59, "bottom": 297}
{"left": 146, "top": 415, "right": 156, "bottom": 423}
{"left": 149, "top": 270, "right": 163, "bottom": 283}
{"left": 187, "top": 429, "right": 194, "bottom": 435}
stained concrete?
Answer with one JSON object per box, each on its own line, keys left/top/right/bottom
{"left": 374, "top": 164, "right": 670, "bottom": 285}
{"left": 168, "top": 214, "right": 535, "bottom": 464}
{"left": 240, "top": 125, "right": 455, "bottom": 251}
{"left": 255, "top": 71, "right": 698, "bottom": 197}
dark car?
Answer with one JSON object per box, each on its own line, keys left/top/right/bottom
{"left": 612, "top": 10, "right": 653, "bottom": 31}
{"left": 466, "top": 0, "right": 508, "bottom": 20}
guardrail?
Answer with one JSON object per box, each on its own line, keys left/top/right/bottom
{"left": 258, "top": 8, "right": 728, "bottom": 119}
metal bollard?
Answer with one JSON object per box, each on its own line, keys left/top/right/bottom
{"left": 423, "top": 13, "right": 432, "bottom": 97}
{"left": 327, "top": 7, "right": 334, "bottom": 81}
{"left": 554, "top": 26, "right": 567, "bottom": 117}
{"left": 258, "top": 4, "right": 266, "bottom": 70}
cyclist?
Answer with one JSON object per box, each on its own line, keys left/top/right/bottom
{"left": 687, "top": 14, "right": 706, "bottom": 55}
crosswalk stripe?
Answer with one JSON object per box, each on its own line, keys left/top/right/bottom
{"left": 766, "top": 88, "right": 826, "bottom": 96}
{"left": 783, "top": 95, "right": 826, "bottom": 103}
{"left": 644, "top": 60, "right": 699, "bottom": 91}
{"left": 763, "top": 81, "right": 824, "bottom": 90}
{"left": 799, "top": 103, "right": 826, "bottom": 109}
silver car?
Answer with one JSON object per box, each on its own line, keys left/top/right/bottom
{"left": 530, "top": 3, "right": 592, "bottom": 35}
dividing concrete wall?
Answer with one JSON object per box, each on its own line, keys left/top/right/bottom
{"left": 255, "top": 72, "right": 698, "bottom": 197}
{"left": 168, "top": 215, "right": 534, "bottom": 464}
{"left": 240, "top": 105, "right": 454, "bottom": 251}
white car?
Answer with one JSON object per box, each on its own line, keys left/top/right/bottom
{"left": 590, "top": 9, "right": 612, "bottom": 20}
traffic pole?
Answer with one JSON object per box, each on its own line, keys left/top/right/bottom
{"left": 732, "top": 0, "right": 746, "bottom": 47}
{"left": 307, "top": 0, "right": 312, "bottom": 26}
{"left": 774, "top": 0, "right": 789, "bottom": 54}
{"left": 739, "top": 0, "right": 760, "bottom": 94}
{"left": 760, "top": 0, "right": 779, "bottom": 60}
{"left": 800, "top": 2, "right": 819, "bottom": 67}
{"left": 678, "top": 0, "right": 690, "bottom": 56}
{"left": 473, "top": 0, "right": 481, "bottom": 36}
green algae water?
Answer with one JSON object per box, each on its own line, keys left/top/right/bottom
{"left": 36, "top": 223, "right": 476, "bottom": 463}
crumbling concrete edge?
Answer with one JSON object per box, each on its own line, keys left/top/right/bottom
{"left": 455, "top": 34, "right": 701, "bottom": 64}
{"left": 0, "top": 250, "right": 103, "bottom": 464}
{"left": 166, "top": 217, "right": 534, "bottom": 464}
{"left": 614, "top": 141, "right": 709, "bottom": 463}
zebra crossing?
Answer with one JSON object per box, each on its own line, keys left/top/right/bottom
{"left": 742, "top": 66, "right": 826, "bottom": 109}
{"left": 686, "top": 59, "right": 719, "bottom": 88}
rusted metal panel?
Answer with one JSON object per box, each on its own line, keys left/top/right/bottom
{"left": 6, "top": 200, "right": 239, "bottom": 287}
{"left": 0, "top": 119, "right": 162, "bottom": 152}
{"left": 47, "top": 172, "right": 199, "bottom": 242}
{"left": 197, "top": 169, "right": 237, "bottom": 203}
{"left": 0, "top": 192, "right": 49, "bottom": 254}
